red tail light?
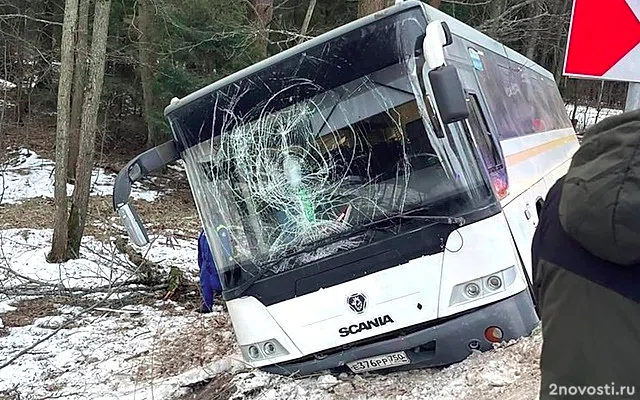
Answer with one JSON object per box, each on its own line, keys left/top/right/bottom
{"left": 491, "top": 173, "right": 509, "bottom": 200}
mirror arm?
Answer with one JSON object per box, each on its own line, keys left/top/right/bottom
{"left": 113, "top": 140, "right": 180, "bottom": 246}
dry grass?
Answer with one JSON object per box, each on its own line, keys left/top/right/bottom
{"left": 1, "top": 116, "right": 57, "bottom": 164}
{"left": 1, "top": 113, "right": 147, "bottom": 171}
{"left": 177, "top": 372, "right": 236, "bottom": 400}
{"left": 133, "top": 308, "right": 239, "bottom": 381}
{"left": 0, "top": 197, "right": 55, "bottom": 230}
{"left": 1, "top": 297, "right": 62, "bottom": 327}
{"left": 0, "top": 191, "right": 199, "bottom": 239}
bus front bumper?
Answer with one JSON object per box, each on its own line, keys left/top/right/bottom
{"left": 261, "top": 289, "right": 539, "bottom": 376}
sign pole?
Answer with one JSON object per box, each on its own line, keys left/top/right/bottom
{"left": 624, "top": 82, "right": 640, "bottom": 112}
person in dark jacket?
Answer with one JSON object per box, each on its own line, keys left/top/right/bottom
{"left": 532, "top": 110, "right": 640, "bottom": 399}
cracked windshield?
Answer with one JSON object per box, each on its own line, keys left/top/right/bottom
{"left": 168, "top": 9, "right": 495, "bottom": 290}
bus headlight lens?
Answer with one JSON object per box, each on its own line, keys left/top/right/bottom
{"left": 486, "top": 275, "right": 502, "bottom": 290}
{"left": 263, "top": 341, "right": 277, "bottom": 356}
{"left": 449, "top": 266, "right": 519, "bottom": 307}
{"left": 248, "top": 345, "right": 261, "bottom": 359}
{"left": 241, "top": 339, "right": 289, "bottom": 362}
{"left": 465, "top": 283, "right": 481, "bottom": 297}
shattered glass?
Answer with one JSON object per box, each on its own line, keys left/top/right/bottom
{"left": 168, "top": 8, "right": 497, "bottom": 291}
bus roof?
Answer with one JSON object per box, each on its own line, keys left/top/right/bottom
{"left": 421, "top": 5, "right": 555, "bottom": 81}
{"left": 164, "top": 0, "right": 555, "bottom": 117}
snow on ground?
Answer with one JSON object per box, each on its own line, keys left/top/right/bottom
{"left": 0, "top": 225, "right": 240, "bottom": 400}
{"left": 0, "top": 145, "right": 549, "bottom": 400}
{"left": 0, "top": 298, "right": 242, "bottom": 400}
{"left": 0, "top": 78, "right": 16, "bottom": 90}
{"left": 1, "top": 148, "right": 159, "bottom": 205}
{"left": 0, "top": 228, "right": 199, "bottom": 290}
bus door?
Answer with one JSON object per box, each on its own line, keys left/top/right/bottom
{"left": 448, "top": 59, "right": 508, "bottom": 199}
{"left": 455, "top": 52, "right": 542, "bottom": 284}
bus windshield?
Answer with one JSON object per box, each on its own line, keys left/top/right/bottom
{"left": 167, "top": 7, "right": 497, "bottom": 291}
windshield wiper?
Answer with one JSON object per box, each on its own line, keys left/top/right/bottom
{"left": 394, "top": 214, "right": 466, "bottom": 226}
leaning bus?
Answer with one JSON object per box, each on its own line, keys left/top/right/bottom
{"left": 113, "top": 0, "right": 579, "bottom": 375}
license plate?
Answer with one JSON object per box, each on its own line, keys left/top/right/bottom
{"left": 346, "top": 351, "right": 411, "bottom": 373}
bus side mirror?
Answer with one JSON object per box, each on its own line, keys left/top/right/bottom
{"left": 113, "top": 140, "right": 180, "bottom": 247}
{"left": 429, "top": 65, "right": 469, "bottom": 124}
{"left": 117, "top": 203, "right": 150, "bottom": 247}
{"left": 423, "top": 20, "right": 469, "bottom": 124}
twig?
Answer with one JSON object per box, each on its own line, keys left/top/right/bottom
{"left": 93, "top": 307, "right": 143, "bottom": 314}
{"left": 0, "top": 13, "right": 63, "bottom": 26}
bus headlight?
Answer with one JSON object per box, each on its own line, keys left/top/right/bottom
{"left": 241, "top": 338, "right": 289, "bottom": 362}
{"left": 263, "top": 341, "right": 277, "bottom": 356}
{"left": 248, "top": 345, "right": 261, "bottom": 359}
{"left": 465, "top": 283, "right": 481, "bottom": 297}
{"left": 486, "top": 275, "right": 502, "bottom": 290}
{"left": 449, "top": 265, "right": 518, "bottom": 307}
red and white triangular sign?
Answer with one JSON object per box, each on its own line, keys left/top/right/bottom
{"left": 564, "top": 0, "right": 640, "bottom": 83}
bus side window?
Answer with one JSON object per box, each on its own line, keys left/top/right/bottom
{"left": 465, "top": 92, "right": 508, "bottom": 198}
{"left": 465, "top": 93, "right": 503, "bottom": 171}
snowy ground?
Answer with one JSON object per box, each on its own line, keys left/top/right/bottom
{"left": 0, "top": 78, "right": 16, "bottom": 90}
{"left": 0, "top": 148, "right": 548, "bottom": 400}
{"left": 1, "top": 148, "right": 158, "bottom": 205}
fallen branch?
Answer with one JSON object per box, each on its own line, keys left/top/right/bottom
{"left": 0, "top": 282, "right": 168, "bottom": 297}
{"left": 114, "top": 236, "right": 164, "bottom": 285}
{"left": 93, "top": 307, "right": 143, "bottom": 315}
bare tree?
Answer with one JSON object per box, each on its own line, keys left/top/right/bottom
{"left": 48, "top": 0, "right": 79, "bottom": 263}
{"left": 299, "top": 0, "right": 317, "bottom": 41}
{"left": 67, "top": 0, "right": 112, "bottom": 258}
{"left": 138, "top": 0, "right": 162, "bottom": 149}
{"left": 68, "top": 0, "right": 90, "bottom": 181}
{"left": 249, "top": 0, "right": 274, "bottom": 57}
{"left": 358, "top": 0, "right": 386, "bottom": 18}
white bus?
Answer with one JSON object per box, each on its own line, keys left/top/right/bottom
{"left": 113, "top": 1, "right": 579, "bottom": 375}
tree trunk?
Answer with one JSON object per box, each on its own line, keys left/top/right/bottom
{"left": 486, "top": 0, "right": 506, "bottom": 39}
{"left": 139, "top": 0, "right": 162, "bottom": 149}
{"left": 428, "top": 0, "right": 442, "bottom": 8}
{"left": 358, "top": 0, "right": 386, "bottom": 18}
{"left": 68, "top": 0, "right": 90, "bottom": 181}
{"left": 299, "top": 0, "right": 317, "bottom": 42}
{"left": 249, "top": 0, "right": 273, "bottom": 57}
{"left": 525, "top": 1, "right": 541, "bottom": 60}
{"left": 48, "top": 0, "right": 79, "bottom": 263}
{"left": 67, "top": 0, "right": 112, "bottom": 259}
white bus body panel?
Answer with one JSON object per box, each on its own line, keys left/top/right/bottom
{"left": 500, "top": 128, "right": 579, "bottom": 206}
{"left": 264, "top": 252, "right": 444, "bottom": 357}
{"left": 499, "top": 128, "right": 579, "bottom": 277}
{"left": 438, "top": 213, "right": 527, "bottom": 318}
{"left": 226, "top": 213, "right": 528, "bottom": 367}
{"left": 224, "top": 2, "right": 581, "bottom": 371}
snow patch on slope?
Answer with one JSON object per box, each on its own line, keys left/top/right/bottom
{"left": 0, "top": 228, "right": 200, "bottom": 290}
{"left": 1, "top": 148, "right": 158, "bottom": 205}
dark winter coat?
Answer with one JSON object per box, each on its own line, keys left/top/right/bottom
{"left": 532, "top": 110, "right": 640, "bottom": 399}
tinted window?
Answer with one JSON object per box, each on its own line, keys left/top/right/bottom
{"left": 470, "top": 47, "right": 571, "bottom": 140}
